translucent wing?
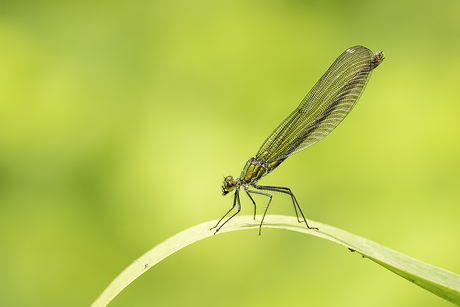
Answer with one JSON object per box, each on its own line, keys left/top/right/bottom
{"left": 256, "top": 46, "right": 383, "bottom": 167}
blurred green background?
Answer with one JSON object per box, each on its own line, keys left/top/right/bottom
{"left": 1, "top": 0, "right": 459, "bottom": 306}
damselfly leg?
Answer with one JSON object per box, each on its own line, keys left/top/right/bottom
{"left": 249, "top": 185, "right": 319, "bottom": 235}
{"left": 245, "top": 190, "right": 257, "bottom": 220}
{"left": 211, "top": 188, "right": 241, "bottom": 234}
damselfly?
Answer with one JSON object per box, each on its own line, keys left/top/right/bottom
{"left": 212, "top": 46, "right": 384, "bottom": 235}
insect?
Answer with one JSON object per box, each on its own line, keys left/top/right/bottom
{"left": 212, "top": 46, "right": 384, "bottom": 235}
{"left": 134, "top": 260, "right": 149, "bottom": 269}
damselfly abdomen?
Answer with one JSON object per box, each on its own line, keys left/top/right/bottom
{"left": 212, "top": 46, "right": 385, "bottom": 235}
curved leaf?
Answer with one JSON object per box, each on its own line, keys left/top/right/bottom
{"left": 91, "top": 215, "right": 460, "bottom": 307}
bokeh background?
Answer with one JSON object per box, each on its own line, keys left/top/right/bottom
{"left": 1, "top": 0, "right": 459, "bottom": 306}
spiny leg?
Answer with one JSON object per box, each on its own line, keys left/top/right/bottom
{"left": 246, "top": 189, "right": 273, "bottom": 235}
{"left": 211, "top": 189, "right": 238, "bottom": 231}
{"left": 244, "top": 190, "right": 257, "bottom": 220}
{"left": 213, "top": 188, "right": 242, "bottom": 234}
{"left": 262, "top": 186, "right": 301, "bottom": 222}
{"left": 255, "top": 185, "right": 318, "bottom": 230}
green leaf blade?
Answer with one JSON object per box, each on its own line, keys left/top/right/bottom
{"left": 91, "top": 215, "right": 460, "bottom": 307}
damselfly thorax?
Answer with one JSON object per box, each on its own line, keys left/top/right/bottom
{"left": 222, "top": 156, "right": 284, "bottom": 193}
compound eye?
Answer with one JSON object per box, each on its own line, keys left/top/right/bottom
{"left": 222, "top": 176, "right": 236, "bottom": 196}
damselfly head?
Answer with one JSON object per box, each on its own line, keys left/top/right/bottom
{"left": 371, "top": 51, "right": 385, "bottom": 70}
{"left": 222, "top": 176, "right": 236, "bottom": 196}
